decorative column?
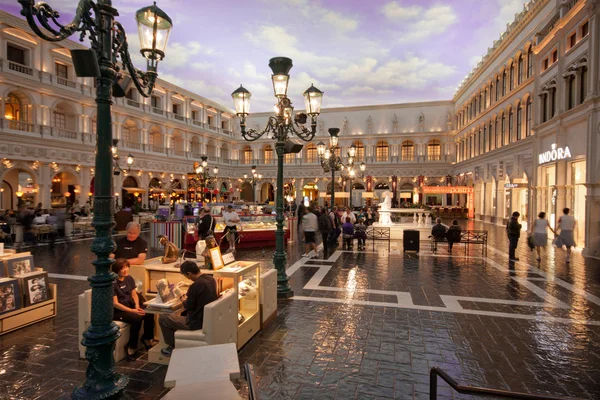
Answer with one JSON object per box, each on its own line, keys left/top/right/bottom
{"left": 80, "top": 168, "right": 91, "bottom": 205}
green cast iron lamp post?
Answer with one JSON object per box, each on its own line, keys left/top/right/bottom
{"left": 232, "top": 57, "right": 323, "bottom": 298}
{"left": 317, "top": 128, "right": 356, "bottom": 208}
{"left": 18, "top": 1, "right": 172, "bottom": 398}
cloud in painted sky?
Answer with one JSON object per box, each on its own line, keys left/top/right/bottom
{"left": 0, "top": 0, "right": 531, "bottom": 111}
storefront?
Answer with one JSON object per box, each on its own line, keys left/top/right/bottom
{"left": 504, "top": 179, "right": 529, "bottom": 231}
{"left": 535, "top": 140, "right": 586, "bottom": 249}
{"left": 421, "top": 186, "right": 475, "bottom": 218}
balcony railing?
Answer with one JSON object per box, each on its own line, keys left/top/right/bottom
{"left": 150, "top": 145, "right": 166, "bottom": 153}
{"left": 208, "top": 125, "right": 217, "bottom": 132}
{"left": 1, "top": 119, "right": 35, "bottom": 132}
{"left": 57, "top": 77, "right": 77, "bottom": 88}
{"left": 151, "top": 107, "right": 164, "bottom": 116}
{"left": 126, "top": 99, "right": 140, "bottom": 108}
{"left": 222, "top": 129, "right": 231, "bottom": 135}
{"left": 192, "top": 120, "right": 203, "bottom": 127}
{"left": 51, "top": 127, "right": 79, "bottom": 140}
{"left": 174, "top": 114, "right": 185, "bottom": 121}
{"left": 173, "top": 149, "right": 186, "bottom": 157}
{"left": 122, "top": 141, "right": 142, "bottom": 150}
{"left": 8, "top": 60, "right": 33, "bottom": 76}
{"left": 428, "top": 155, "right": 442, "bottom": 161}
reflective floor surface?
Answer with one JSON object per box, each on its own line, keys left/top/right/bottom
{"left": 1, "top": 220, "right": 599, "bottom": 399}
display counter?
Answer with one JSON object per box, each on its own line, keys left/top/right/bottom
{"left": 213, "top": 215, "right": 289, "bottom": 248}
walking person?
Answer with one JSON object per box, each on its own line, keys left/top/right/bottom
{"left": 531, "top": 212, "right": 555, "bottom": 262}
{"left": 446, "top": 220, "right": 461, "bottom": 254}
{"left": 556, "top": 208, "right": 576, "bottom": 263}
{"left": 328, "top": 206, "right": 341, "bottom": 248}
{"left": 318, "top": 207, "right": 333, "bottom": 258}
{"left": 302, "top": 207, "right": 318, "bottom": 258}
{"left": 506, "top": 211, "right": 522, "bottom": 261}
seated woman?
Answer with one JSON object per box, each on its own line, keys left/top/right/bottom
{"left": 112, "top": 258, "right": 157, "bottom": 358}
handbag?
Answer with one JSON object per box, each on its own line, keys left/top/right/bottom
{"left": 527, "top": 235, "right": 535, "bottom": 250}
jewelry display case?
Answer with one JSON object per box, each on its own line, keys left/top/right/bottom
{"left": 213, "top": 215, "right": 289, "bottom": 248}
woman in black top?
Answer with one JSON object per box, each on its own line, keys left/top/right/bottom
{"left": 112, "top": 259, "right": 157, "bottom": 358}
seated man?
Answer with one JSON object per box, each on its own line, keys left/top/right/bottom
{"left": 158, "top": 261, "right": 218, "bottom": 356}
{"left": 110, "top": 221, "right": 147, "bottom": 265}
{"left": 431, "top": 218, "right": 448, "bottom": 240}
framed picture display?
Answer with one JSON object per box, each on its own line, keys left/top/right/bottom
{"left": 0, "top": 278, "right": 22, "bottom": 315}
{"left": 209, "top": 246, "right": 224, "bottom": 270}
{"left": 22, "top": 272, "right": 49, "bottom": 306}
{"left": 6, "top": 255, "right": 35, "bottom": 277}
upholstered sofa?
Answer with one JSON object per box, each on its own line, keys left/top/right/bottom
{"left": 174, "top": 289, "right": 237, "bottom": 349}
{"left": 78, "top": 289, "right": 140, "bottom": 362}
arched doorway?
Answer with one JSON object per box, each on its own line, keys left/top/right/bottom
{"left": 220, "top": 182, "right": 230, "bottom": 202}
{"left": 2, "top": 169, "right": 37, "bottom": 209}
{"left": 259, "top": 182, "right": 274, "bottom": 204}
{"left": 303, "top": 182, "right": 319, "bottom": 206}
{"left": 1, "top": 180, "right": 13, "bottom": 209}
{"left": 4, "top": 91, "right": 32, "bottom": 131}
{"left": 240, "top": 182, "right": 253, "bottom": 202}
{"left": 51, "top": 171, "right": 79, "bottom": 208}
{"left": 351, "top": 182, "right": 365, "bottom": 208}
{"left": 399, "top": 183, "right": 415, "bottom": 205}
{"left": 148, "top": 177, "right": 163, "bottom": 207}
{"left": 121, "top": 176, "right": 139, "bottom": 208}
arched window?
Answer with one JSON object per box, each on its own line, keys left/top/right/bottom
{"left": 580, "top": 65, "right": 588, "bottom": 104}
{"left": 488, "top": 121, "right": 493, "bottom": 151}
{"left": 285, "top": 152, "right": 295, "bottom": 163}
{"left": 490, "top": 82, "right": 494, "bottom": 105}
{"left": 525, "top": 97, "right": 532, "bottom": 137}
{"left": 508, "top": 108, "right": 514, "bottom": 144}
{"left": 501, "top": 113, "right": 506, "bottom": 146}
{"left": 509, "top": 63, "right": 515, "bottom": 91}
{"left": 496, "top": 76, "right": 501, "bottom": 100}
{"left": 516, "top": 102, "right": 522, "bottom": 140}
{"left": 494, "top": 118, "right": 499, "bottom": 149}
{"left": 376, "top": 140, "right": 389, "bottom": 162}
{"left": 4, "top": 92, "right": 30, "bottom": 130}
{"left": 502, "top": 71, "right": 507, "bottom": 96}
{"left": 427, "top": 139, "right": 441, "bottom": 161}
{"left": 264, "top": 145, "right": 273, "bottom": 164}
{"left": 484, "top": 88, "right": 488, "bottom": 109}
{"left": 541, "top": 93, "right": 548, "bottom": 123}
{"left": 527, "top": 47, "right": 533, "bottom": 78}
{"left": 401, "top": 140, "right": 414, "bottom": 161}
{"left": 482, "top": 126, "right": 487, "bottom": 154}
{"left": 517, "top": 55, "right": 524, "bottom": 85}
{"left": 305, "top": 143, "right": 317, "bottom": 163}
{"left": 243, "top": 145, "right": 252, "bottom": 164}
{"left": 353, "top": 141, "right": 365, "bottom": 161}
{"left": 550, "top": 87, "right": 556, "bottom": 117}
{"left": 479, "top": 93, "right": 483, "bottom": 113}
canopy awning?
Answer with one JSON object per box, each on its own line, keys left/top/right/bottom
{"left": 123, "top": 187, "right": 147, "bottom": 193}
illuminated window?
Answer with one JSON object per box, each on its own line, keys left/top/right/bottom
{"left": 427, "top": 139, "right": 441, "bottom": 161}
{"left": 305, "top": 143, "right": 317, "bottom": 163}
{"left": 122, "top": 127, "right": 131, "bottom": 142}
{"left": 53, "top": 111, "right": 66, "bottom": 129}
{"left": 285, "top": 153, "right": 294, "bottom": 163}
{"left": 376, "top": 140, "right": 389, "bottom": 162}
{"left": 401, "top": 140, "right": 414, "bottom": 161}
{"left": 55, "top": 62, "right": 68, "bottom": 79}
{"left": 243, "top": 146, "right": 253, "bottom": 164}
{"left": 353, "top": 141, "right": 365, "bottom": 161}
{"left": 264, "top": 145, "right": 273, "bottom": 164}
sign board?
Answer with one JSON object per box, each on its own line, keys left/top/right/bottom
{"left": 504, "top": 183, "right": 528, "bottom": 189}
{"left": 539, "top": 143, "right": 571, "bottom": 165}
{"left": 209, "top": 246, "right": 224, "bottom": 270}
{"left": 422, "top": 186, "right": 473, "bottom": 194}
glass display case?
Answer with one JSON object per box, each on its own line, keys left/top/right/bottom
{"left": 213, "top": 215, "right": 289, "bottom": 248}
{"left": 214, "top": 261, "right": 261, "bottom": 349}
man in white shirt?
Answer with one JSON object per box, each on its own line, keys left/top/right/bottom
{"left": 302, "top": 207, "right": 318, "bottom": 258}
{"left": 222, "top": 205, "right": 241, "bottom": 245}
{"left": 341, "top": 207, "right": 356, "bottom": 224}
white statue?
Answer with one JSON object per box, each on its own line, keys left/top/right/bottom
{"left": 392, "top": 114, "right": 399, "bottom": 133}
{"left": 378, "top": 191, "right": 392, "bottom": 225}
{"left": 318, "top": 119, "right": 325, "bottom": 135}
{"left": 342, "top": 117, "right": 349, "bottom": 135}
{"left": 366, "top": 115, "right": 373, "bottom": 134}
{"left": 418, "top": 111, "right": 425, "bottom": 131}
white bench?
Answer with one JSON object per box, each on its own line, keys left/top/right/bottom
{"left": 78, "top": 289, "right": 140, "bottom": 362}
{"left": 174, "top": 289, "right": 237, "bottom": 348}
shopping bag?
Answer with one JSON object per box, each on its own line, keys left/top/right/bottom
{"left": 553, "top": 236, "right": 564, "bottom": 248}
{"left": 527, "top": 236, "right": 535, "bottom": 250}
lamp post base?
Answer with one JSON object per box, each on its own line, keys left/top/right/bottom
{"left": 277, "top": 288, "right": 294, "bottom": 299}
{"left": 72, "top": 373, "right": 128, "bottom": 400}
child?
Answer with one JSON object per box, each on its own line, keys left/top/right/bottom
{"left": 342, "top": 217, "right": 354, "bottom": 250}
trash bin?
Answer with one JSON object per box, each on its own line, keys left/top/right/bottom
{"left": 403, "top": 230, "right": 420, "bottom": 252}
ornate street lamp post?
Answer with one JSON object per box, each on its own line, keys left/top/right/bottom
{"left": 194, "top": 155, "right": 218, "bottom": 203}
{"left": 19, "top": 1, "right": 172, "bottom": 398}
{"left": 342, "top": 162, "right": 366, "bottom": 209}
{"left": 232, "top": 57, "right": 323, "bottom": 298}
{"left": 317, "top": 128, "right": 356, "bottom": 208}
{"left": 243, "top": 165, "right": 262, "bottom": 203}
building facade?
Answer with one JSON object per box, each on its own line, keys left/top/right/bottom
{"left": 0, "top": 0, "right": 598, "bottom": 257}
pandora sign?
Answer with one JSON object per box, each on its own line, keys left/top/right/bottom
{"left": 539, "top": 143, "right": 571, "bottom": 165}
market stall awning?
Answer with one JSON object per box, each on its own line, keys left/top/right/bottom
{"left": 123, "top": 187, "right": 147, "bottom": 193}
{"left": 172, "top": 189, "right": 187, "bottom": 193}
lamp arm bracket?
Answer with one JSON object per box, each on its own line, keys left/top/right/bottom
{"left": 241, "top": 117, "right": 277, "bottom": 142}
{"left": 19, "top": 0, "right": 100, "bottom": 47}
{"left": 113, "top": 21, "right": 157, "bottom": 98}
{"left": 288, "top": 120, "right": 316, "bottom": 142}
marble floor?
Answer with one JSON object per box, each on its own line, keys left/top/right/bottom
{"left": 1, "top": 220, "right": 599, "bottom": 399}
